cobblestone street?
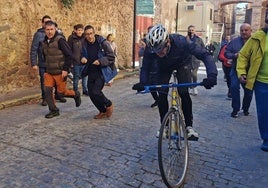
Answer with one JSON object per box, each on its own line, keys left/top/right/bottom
{"left": 0, "top": 65, "right": 267, "bottom": 188}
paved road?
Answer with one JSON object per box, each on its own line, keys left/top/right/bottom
{"left": 0, "top": 66, "right": 267, "bottom": 188}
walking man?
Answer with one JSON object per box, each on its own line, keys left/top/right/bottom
{"left": 67, "top": 24, "right": 88, "bottom": 95}
{"left": 81, "top": 25, "right": 115, "bottom": 119}
{"left": 42, "top": 21, "right": 81, "bottom": 118}
{"left": 187, "top": 25, "right": 205, "bottom": 96}
{"left": 30, "top": 15, "right": 51, "bottom": 106}
{"left": 225, "top": 23, "right": 253, "bottom": 118}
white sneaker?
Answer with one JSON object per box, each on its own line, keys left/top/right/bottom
{"left": 186, "top": 126, "right": 199, "bottom": 141}
{"left": 67, "top": 72, "right": 73, "bottom": 80}
{"left": 156, "top": 130, "right": 160, "bottom": 138}
{"left": 189, "top": 88, "right": 193, "bottom": 94}
{"left": 193, "top": 88, "right": 198, "bottom": 96}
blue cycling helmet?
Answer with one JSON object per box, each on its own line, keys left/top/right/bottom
{"left": 146, "top": 24, "right": 169, "bottom": 53}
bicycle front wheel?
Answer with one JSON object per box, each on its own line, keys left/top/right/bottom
{"left": 158, "top": 109, "right": 189, "bottom": 188}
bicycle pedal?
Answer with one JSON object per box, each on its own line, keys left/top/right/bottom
{"left": 187, "top": 135, "right": 199, "bottom": 141}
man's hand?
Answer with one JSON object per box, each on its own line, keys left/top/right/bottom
{"left": 62, "top": 70, "right": 68, "bottom": 80}
{"left": 132, "top": 82, "right": 145, "bottom": 92}
{"left": 92, "top": 60, "right": 100, "bottom": 65}
{"left": 202, "top": 77, "right": 217, "bottom": 89}
{"left": 239, "top": 74, "right": 247, "bottom": 84}
{"left": 81, "top": 57, "right": 87, "bottom": 64}
{"left": 32, "top": 65, "right": 38, "bottom": 70}
{"left": 31, "top": 65, "right": 39, "bottom": 75}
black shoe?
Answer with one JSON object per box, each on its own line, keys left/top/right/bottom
{"left": 83, "top": 91, "right": 89, "bottom": 96}
{"left": 150, "top": 101, "right": 158, "bottom": 108}
{"left": 74, "top": 91, "right": 81, "bottom": 107}
{"left": 261, "top": 141, "right": 268, "bottom": 152}
{"left": 55, "top": 95, "right": 67, "bottom": 103}
{"left": 41, "top": 99, "right": 47, "bottom": 106}
{"left": 243, "top": 111, "right": 249, "bottom": 116}
{"left": 59, "top": 97, "right": 67, "bottom": 103}
{"left": 231, "top": 111, "right": 238, "bottom": 118}
{"left": 45, "top": 110, "right": 60, "bottom": 119}
{"left": 227, "top": 91, "right": 232, "bottom": 98}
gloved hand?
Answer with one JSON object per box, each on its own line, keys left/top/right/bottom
{"left": 202, "top": 77, "right": 217, "bottom": 89}
{"left": 132, "top": 82, "right": 145, "bottom": 92}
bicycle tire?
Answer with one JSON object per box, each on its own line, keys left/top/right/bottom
{"left": 158, "top": 108, "right": 189, "bottom": 188}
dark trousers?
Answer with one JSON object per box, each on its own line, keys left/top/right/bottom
{"left": 87, "top": 74, "right": 112, "bottom": 113}
{"left": 157, "top": 65, "right": 193, "bottom": 127}
{"left": 151, "top": 91, "right": 159, "bottom": 101}
{"left": 222, "top": 64, "right": 231, "bottom": 89}
{"left": 230, "top": 68, "right": 253, "bottom": 112}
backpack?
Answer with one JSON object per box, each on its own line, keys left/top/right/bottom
{"left": 218, "top": 45, "right": 232, "bottom": 68}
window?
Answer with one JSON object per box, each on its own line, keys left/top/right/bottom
{"left": 186, "top": 5, "right": 195, "bottom": 11}
{"left": 210, "top": 8, "right": 213, "bottom": 20}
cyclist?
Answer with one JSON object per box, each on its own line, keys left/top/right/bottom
{"left": 133, "top": 24, "right": 217, "bottom": 141}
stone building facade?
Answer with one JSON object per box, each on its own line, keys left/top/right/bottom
{"left": 213, "top": 0, "right": 268, "bottom": 32}
{"left": 0, "top": 0, "right": 134, "bottom": 94}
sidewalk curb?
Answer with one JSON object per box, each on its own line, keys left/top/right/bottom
{"left": 0, "top": 94, "right": 41, "bottom": 110}
{"left": 0, "top": 70, "right": 139, "bottom": 110}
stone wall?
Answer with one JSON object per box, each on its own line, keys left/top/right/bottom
{"left": 0, "top": 0, "right": 134, "bottom": 94}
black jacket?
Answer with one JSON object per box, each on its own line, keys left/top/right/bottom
{"left": 140, "top": 34, "right": 217, "bottom": 84}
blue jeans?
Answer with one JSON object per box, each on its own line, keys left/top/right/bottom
{"left": 254, "top": 81, "right": 268, "bottom": 141}
{"left": 73, "top": 65, "right": 88, "bottom": 92}
{"left": 230, "top": 68, "right": 253, "bottom": 112}
{"left": 39, "top": 67, "right": 46, "bottom": 99}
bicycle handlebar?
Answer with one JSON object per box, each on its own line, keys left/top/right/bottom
{"left": 138, "top": 82, "right": 202, "bottom": 94}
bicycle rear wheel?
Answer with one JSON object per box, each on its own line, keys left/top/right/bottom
{"left": 158, "top": 109, "right": 189, "bottom": 188}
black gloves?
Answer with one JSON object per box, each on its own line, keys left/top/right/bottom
{"left": 202, "top": 76, "right": 217, "bottom": 89}
{"left": 132, "top": 82, "right": 145, "bottom": 92}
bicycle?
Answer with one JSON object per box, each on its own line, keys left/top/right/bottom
{"left": 140, "top": 70, "right": 201, "bottom": 188}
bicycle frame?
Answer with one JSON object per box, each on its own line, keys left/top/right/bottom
{"left": 137, "top": 71, "right": 202, "bottom": 188}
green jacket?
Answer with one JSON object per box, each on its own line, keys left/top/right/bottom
{"left": 237, "top": 28, "right": 267, "bottom": 90}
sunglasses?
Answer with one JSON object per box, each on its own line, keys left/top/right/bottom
{"left": 152, "top": 42, "right": 168, "bottom": 53}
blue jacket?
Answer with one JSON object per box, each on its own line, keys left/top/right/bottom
{"left": 30, "top": 28, "right": 46, "bottom": 67}
{"left": 224, "top": 36, "right": 245, "bottom": 69}
{"left": 140, "top": 34, "right": 217, "bottom": 84}
{"left": 140, "top": 51, "right": 159, "bottom": 85}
